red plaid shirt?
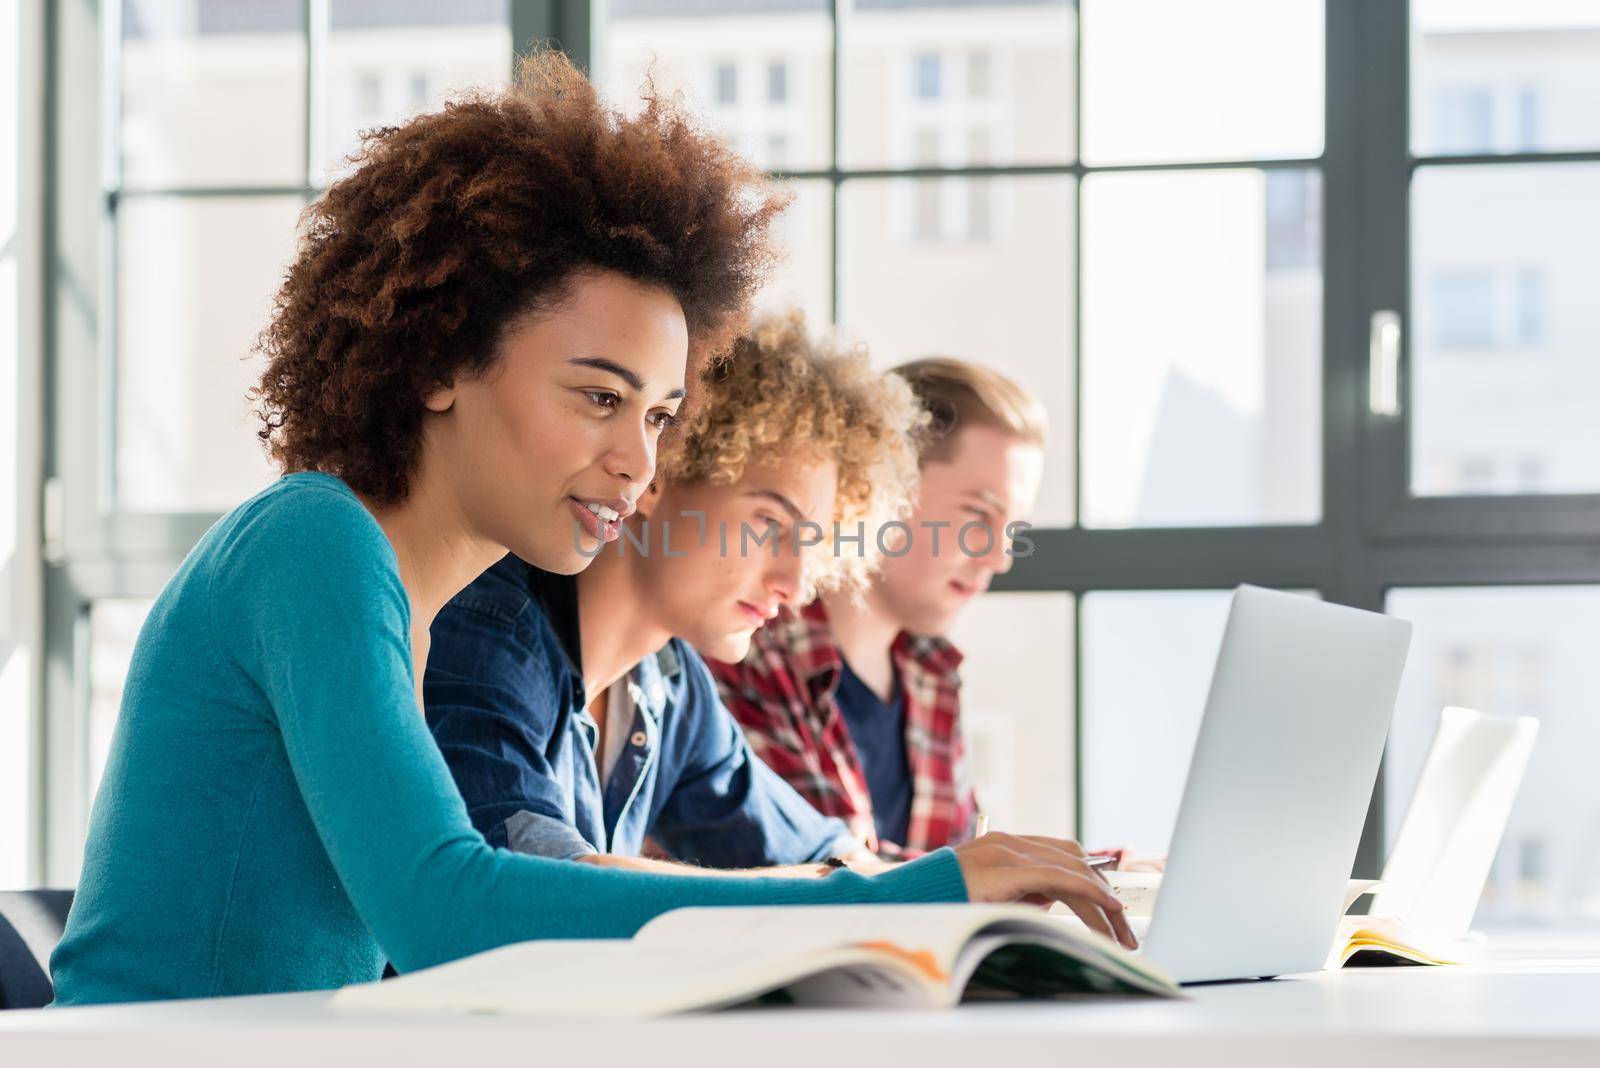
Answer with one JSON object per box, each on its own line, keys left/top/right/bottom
{"left": 707, "top": 601, "right": 978, "bottom": 858}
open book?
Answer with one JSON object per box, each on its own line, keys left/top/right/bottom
{"left": 1100, "top": 871, "right": 1468, "bottom": 970}
{"left": 334, "top": 905, "right": 1181, "bottom": 1017}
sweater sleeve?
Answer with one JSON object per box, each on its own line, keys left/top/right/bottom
{"left": 210, "top": 485, "right": 967, "bottom": 975}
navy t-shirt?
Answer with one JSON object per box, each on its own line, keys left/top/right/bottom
{"left": 836, "top": 659, "right": 912, "bottom": 846}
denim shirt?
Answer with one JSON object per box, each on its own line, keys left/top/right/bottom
{"left": 423, "top": 555, "right": 856, "bottom": 867}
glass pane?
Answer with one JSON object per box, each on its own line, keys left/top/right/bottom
{"left": 0, "top": 0, "right": 24, "bottom": 888}
{"left": 948, "top": 592, "right": 1073, "bottom": 839}
{"left": 1082, "top": 169, "right": 1322, "bottom": 528}
{"left": 117, "top": 196, "right": 300, "bottom": 512}
{"left": 1082, "top": 590, "right": 1231, "bottom": 854}
{"left": 1411, "top": 164, "right": 1600, "bottom": 496}
{"left": 120, "top": 0, "right": 307, "bottom": 187}
{"left": 757, "top": 179, "right": 832, "bottom": 325}
{"left": 1081, "top": 588, "right": 1319, "bottom": 855}
{"left": 841, "top": 0, "right": 1076, "bottom": 169}
{"left": 88, "top": 600, "right": 155, "bottom": 803}
{"left": 1412, "top": 1, "right": 1600, "bottom": 157}
{"left": 1081, "top": 0, "right": 1324, "bottom": 166}
{"left": 600, "top": 1, "right": 832, "bottom": 172}
{"left": 1386, "top": 587, "right": 1600, "bottom": 926}
{"left": 320, "top": 1, "right": 511, "bottom": 183}
{"left": 838, "top": 175, "right": 1075, "bottom": 526}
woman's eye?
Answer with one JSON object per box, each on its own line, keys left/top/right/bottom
{"left": 584, "top": 391, "right": 620, "bottom": 411}
{"left": 648, "top": 409, "right": 678, "bottom": 430}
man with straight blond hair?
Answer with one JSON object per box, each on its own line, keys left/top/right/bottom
{"left": 710, "top": 358, "right": 1048, "bottom": 858}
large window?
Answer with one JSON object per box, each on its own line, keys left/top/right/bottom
{"left": 32, "top": 1, "right": 1600, "bottom": 925}
{"left": 1, "top": 0, "right": 34, "bottom": 889}
{"left": 38, "top": 0, "right": 516, "bottom": 881}
{"left": 111, "top": 1, "right": 510, "bottom": 514}
{"left": 594, "top": 0, "right": 1600, "bottom": 927}
{"left": 601, "top": 0, "right": 1328, "bottom": 843}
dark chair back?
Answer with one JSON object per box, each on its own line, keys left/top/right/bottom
{"left": 0, "top": 889, "right": 74, "bottom": 1010}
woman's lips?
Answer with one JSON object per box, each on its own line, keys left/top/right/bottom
{"left": 569, "top": 497, "right": 620, "bottom": 543}
{"left": 737, "top": 601, "right": 768, "bottom": 626}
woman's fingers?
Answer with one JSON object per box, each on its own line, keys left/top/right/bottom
{"left": 1013, "top": 836, "right": 1114, "bottom": 887}
{"left": 1014, "top": 834, "right": 1088, "bottom": 859}
{"left": 1006, "top": 867, "right": 1132, "bottom": 948}
{"left": 1058, "top": 897, "right": 1118, "bottom": 944}
{"left": 1106, "top": 901, "right": 1139, "bottom": 949}
{"left": 954, "top": 836, "right": 1139, "bottom": 950}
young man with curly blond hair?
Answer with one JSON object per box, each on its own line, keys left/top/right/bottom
{"left": 420, "top": 313, "right": 926, "bottom": 876}
{"left": 710, "top": 359, "right": 1049, "bottom": 859}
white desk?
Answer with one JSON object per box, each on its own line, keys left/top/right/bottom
{"left": 6, "top": 934, "right": 1599, "bottom": 1068}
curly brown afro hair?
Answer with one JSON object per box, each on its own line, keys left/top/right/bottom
{"left": 253, "top": 50, "right": 788, "bottom": 503}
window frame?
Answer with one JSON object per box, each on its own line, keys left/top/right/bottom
{"left": 35, "top": 0, "right": 1600, "bottom": 885}
{"left": 36, "top": 0, "right": 588, "bottom": 883}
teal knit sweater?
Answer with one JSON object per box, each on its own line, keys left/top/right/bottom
{"left": 50, "top": 474, "right": 967, "bottom": 1005}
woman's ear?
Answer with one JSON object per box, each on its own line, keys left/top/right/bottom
{"left": 423, "top": 378, "right": 457, "bottom": 413}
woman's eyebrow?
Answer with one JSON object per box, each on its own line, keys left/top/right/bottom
{"left": 568, "top": 356, "right": 685, "bottom": 399}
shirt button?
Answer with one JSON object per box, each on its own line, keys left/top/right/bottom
{"left": 630, "top": 731, "right": 648, "bottom": 748}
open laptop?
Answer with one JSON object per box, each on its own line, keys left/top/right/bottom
{"left": 1136, "top": 585, "right": 1413, "bottom": 983}
{"left": 1367, "top": 706, "right": 1539, "bottom": 938}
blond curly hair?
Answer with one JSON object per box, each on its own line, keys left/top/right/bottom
{"left": 658, "top": 310, "right": 925, "bottom": 596}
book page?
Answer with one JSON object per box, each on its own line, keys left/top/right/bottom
{"left": 333, "top": 939, "right": 910, "bottom": 1017}
{"left": 634, "top": 905, "right": 1026, "bottom": 976}
{"left": 1342, "top": 878, "right": 1384, "bottom": 915}
{"left": 1327, "top": 914, "right": 1472, "bottom": 969}
{"left": 639, "top": 906, "right": 1180, "bottom": 999}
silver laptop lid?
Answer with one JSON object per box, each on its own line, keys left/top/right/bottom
{"left": 1142, "top": 586, "right": 1412, "bottom": 983}
{"left": 1371, "top": 707, "right": 1539, "bottom": 938}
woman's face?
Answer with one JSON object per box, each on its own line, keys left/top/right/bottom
{"left": 426, "top": 269, "right": 690, "bottom": 574}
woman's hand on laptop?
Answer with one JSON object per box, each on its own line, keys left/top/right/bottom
{"left": 953, "top": 833, "right": 1138, "bottom": 950}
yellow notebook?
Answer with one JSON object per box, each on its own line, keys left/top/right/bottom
{"left": 1100, "top": 872, "right": 1472, "bottom": 971}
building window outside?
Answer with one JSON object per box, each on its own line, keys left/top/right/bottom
{"left": 1430, "top": 269, "right": 1496, "bottom": 348}
{"left": 766, "top": 60, "right": 787, "bottom": 104}
{"left": 714, "top": 61, "right": 737, "bottom": 106}
{"left": 766, "top": 132, "right": 789, "bottom": 169}
{"left": 967, "top": 50, "right": 991, "bottom": 98}
{"left": 1435, "top": 87, "right": 1494, "bottom": 154}
{"left": 358, "top": 72, "right": 382, "bottom": 118}
{"left": 1515, "top": 268, "right": 1545, "bottom": 345}
{"left": 915, "top": 52, "right": 941, "bottom": 100}
{"left": 1516, "top": 86, "right": 1541, "bottom": 151}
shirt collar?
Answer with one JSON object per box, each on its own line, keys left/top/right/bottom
{"left": 625, "top": 641, "right": 681, "bottom": 721}
{"left": 792, "top": 600, "right": 964, "bottom": 693}
{"left": 522, "top": 555, "right": 683, "bottom": 722}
